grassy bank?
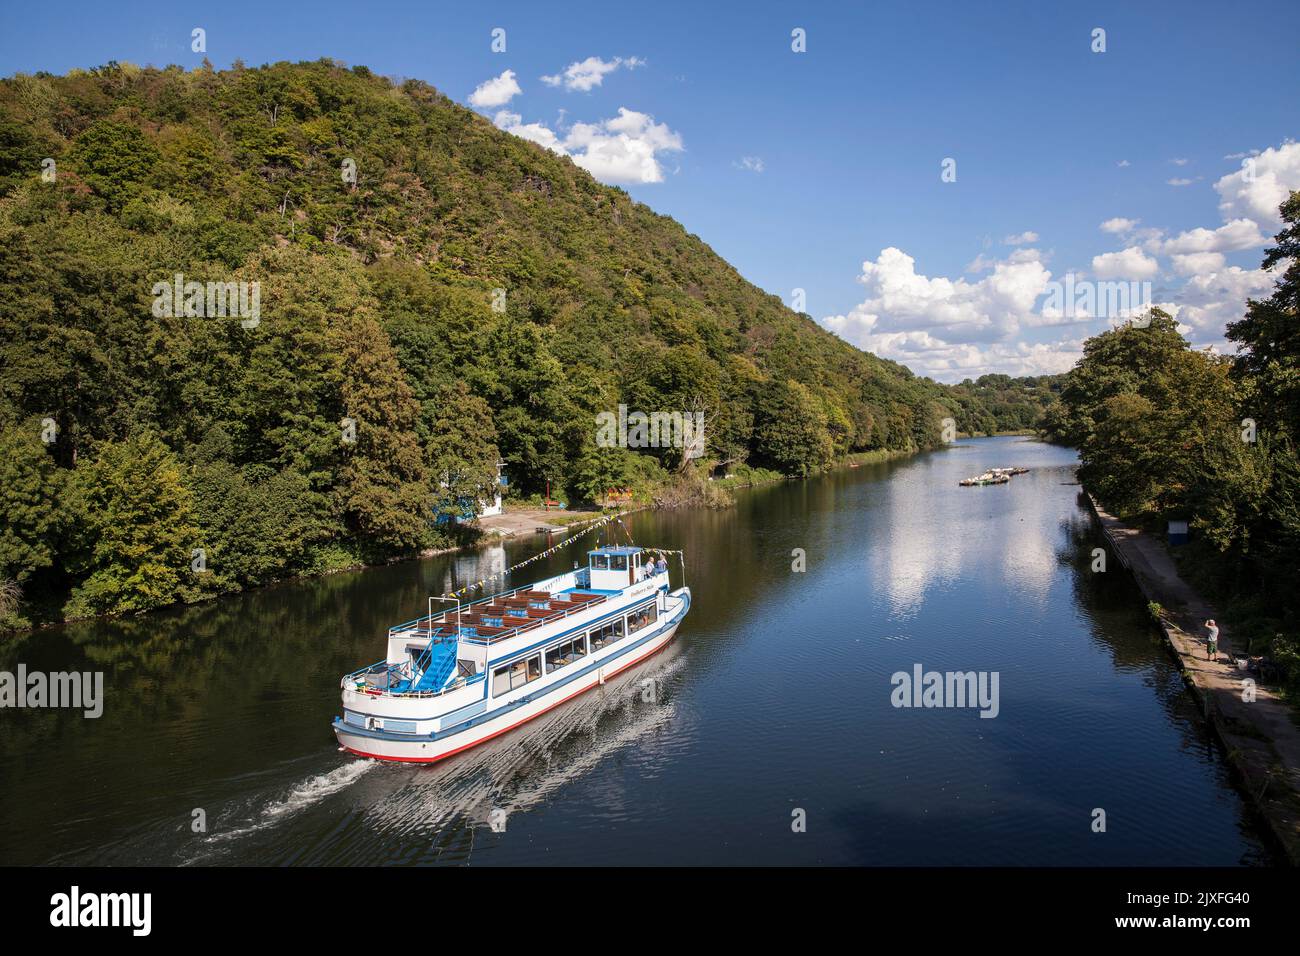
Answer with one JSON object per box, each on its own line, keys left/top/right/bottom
{"left": 842, "top": 447, "right": 923, "bottom": 466}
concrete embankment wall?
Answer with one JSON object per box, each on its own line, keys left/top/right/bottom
{"left": 1085, "top": 492, "right": 1300, "bottom": 865}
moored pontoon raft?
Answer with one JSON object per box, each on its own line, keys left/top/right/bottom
{"left": 959, "top": 466, "right": 1028, "bottom": 486}
{"left": 959, "top": 471, "right": 1009, "bottom": 486}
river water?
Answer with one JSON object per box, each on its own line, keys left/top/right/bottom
{"left": 0, "top": 436, "right": 1271, "bottom": 865}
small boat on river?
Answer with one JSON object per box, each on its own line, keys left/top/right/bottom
{"left": 333, "top": 545, "right": 690, "bottom": 762}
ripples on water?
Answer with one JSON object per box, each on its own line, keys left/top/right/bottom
{"left": 169, "top": 647, "right": 691, "bottom": 866}
{"left": 0, "top": 438, "right": 1272, "bottom": 865}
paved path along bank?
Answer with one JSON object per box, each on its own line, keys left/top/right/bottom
{"left": 476, "top": 507, "right": 570, "bottom": 536}
{"left": 1088, "top": 494, "right": 1300, "bottom": 864}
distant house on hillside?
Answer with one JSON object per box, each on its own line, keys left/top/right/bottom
{"left": 436, "top": 461, "right": 508, "bottom": 525}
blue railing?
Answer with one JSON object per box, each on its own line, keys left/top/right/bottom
{"left": 342, "top": 658, "right": 486, "bottom": 700}
{"left": 343, "top": 659, "right": 391, "bottom": 684}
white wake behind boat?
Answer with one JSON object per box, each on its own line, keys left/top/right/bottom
{"left": 333, "top": 545, "right": 690, "bottom": 763}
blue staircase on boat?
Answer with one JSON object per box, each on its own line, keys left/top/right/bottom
{"left": 413, "top": 639, "right": 458, "bottom": 692}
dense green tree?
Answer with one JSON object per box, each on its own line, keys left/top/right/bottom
{"left": 948, "top": 373, "right": 1061, "bottom": 435}
{"left": 0, "top": 216, "right": 160, "bottom": 465}
{"left": 224, "top": 246, "right": 345, "bottom": 485}
{"left": 753, "top": 379, "right": 835, "bottom": 477}
{"left": 1052, "top": 309, "right": 1238, "bottom": 520}
{"left": 331, "top": 305, "right": 430, "bottom": 553}
{"left": 0, "top": 112, "right": 51, "bottom": 191}
{"left": 1083, "top": 391, "right": 1164, "bottom": 514}
{"left": 188, "top": 427, "right": 330, "bottom": 591}
{"left": 423, "top": 381, "right": 501, "bottom": 523}
{"left": 0, "top": 423, "right": 62, "bottom": 587}
{"left": 1046, "top": 309, "right": 1189, "bottom": 448}
{"left": 570, "top": 444, "right": 641, "bottom": 504}
{"left": 1227, "top": 192, "right": 1300, "bottom": 441}
{"left": 68, "top": 119, "right": 160, "bottom": 211}
{"left": 476, "top": 317, "right": 575, "bottom": 492}
{"left": 64, "top": 434, "right": 198, "bottom": 617}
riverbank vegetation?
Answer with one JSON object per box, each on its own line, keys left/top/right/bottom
{"left": 948, "top": 374, "right": 1064, "bottom": 436}
{"left": 1043, "top": 194, "right": 1300, "bottom": 693}
{"left": 0, "top": 59, "right": 1055, "bottom": 630}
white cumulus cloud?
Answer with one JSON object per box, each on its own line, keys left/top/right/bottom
{"left": 541, "top": 56, "right": 645, "bottom": 92}
{"left": 824, "top": 327, "right": 1083, "bottom": 381}
{"left": 819, "top": 247, "right": 1063, "bottom": 378}
{"left": 1214, "top": 140, "right": 1300, "bottom": 233}
{"left": 493, "top": 107, "right": 683, "bottom": 185}
{"left": 817, "top": 137, "right": 1298, "bottom": 379}
{"left": 468, "top": 70, "right": 522, "bottom": 108}
{"left": 493, "top": 111, "right": 565, "bottom": 153}
{"left": 1100, "top": 217, "right": 1139, "bottom": 235}
{"left": 1169, "top": 265, "right": 1282, "bottom": 344}
{"left": 1091, "top": 246, "right": 1159, "bottom": 280}
{"left": 565, "top": 108, "right": 682, "bottom": 183}
{"left": 1170, "top": 251, "right": 1226, "bottom": 276}
{"left": 1155, "top": 218, "right": 1267, "bottom": 255}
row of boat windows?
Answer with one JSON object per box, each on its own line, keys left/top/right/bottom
{"left": 490, "top": 602, "right": 658, "bottom": 697}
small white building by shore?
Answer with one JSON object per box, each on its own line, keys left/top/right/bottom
{"left": 478, "top": 461, "right": 507, "bottom": 518}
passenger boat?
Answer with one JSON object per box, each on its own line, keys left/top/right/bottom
{"left": 333, "top": 545, "right": 691, "bottom": 763}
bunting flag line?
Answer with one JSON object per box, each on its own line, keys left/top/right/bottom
{"left": 444, "top": 509, "right": 636, "bottom": 600}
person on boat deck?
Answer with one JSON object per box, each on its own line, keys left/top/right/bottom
{"left": 1205, "top": 619, "right": 1220, "bottom": 661}
{"left": 655, "top": 555, "right": 668, "bottom": 576}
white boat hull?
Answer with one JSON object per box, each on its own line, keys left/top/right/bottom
{"left": 334, "top": 618, "right": 681, "bottom": 763}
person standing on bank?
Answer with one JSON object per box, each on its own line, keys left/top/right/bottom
{"left": 1205, "top": 619, "right": 1220, "bottom": 661}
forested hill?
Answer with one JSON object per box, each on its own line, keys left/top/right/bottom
{"left": 0, "top": 59, "right": 1050, "bottom": 626}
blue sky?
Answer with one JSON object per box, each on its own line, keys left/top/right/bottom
{"left": 3, "top": 0, "right": 1298, "bottom": 380}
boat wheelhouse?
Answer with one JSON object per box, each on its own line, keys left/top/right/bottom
{"left": 333, "top": 545, "right": 690, "bottom": 762}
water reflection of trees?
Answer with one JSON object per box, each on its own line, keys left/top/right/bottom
{"left": 1052, "top": 496, "right": 1273, "bottom": 862}
{"left": 1055, "top": 502, "right": 1162, "bottom": 672}
{"left": 1, "top": 465, "right": 840, "bottom": 753}
{"left": 4, "top": 444, "right": 1273, "bottom": 865}
{"left": 0, "top": 512, "right": 733, "bottom": 774}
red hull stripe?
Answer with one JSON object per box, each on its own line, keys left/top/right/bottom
{"left": 339, "top": 630, "right": 677, "bottom": 764}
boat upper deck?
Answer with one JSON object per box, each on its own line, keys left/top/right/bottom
{"left": 345, "top": 546, "right": 673, "bottom": 700}
{"left": 388, "top": 546, "right": 667, "bottom": 646}
{"left": 394, "top": 585, "right": 614, "bottom": 647}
